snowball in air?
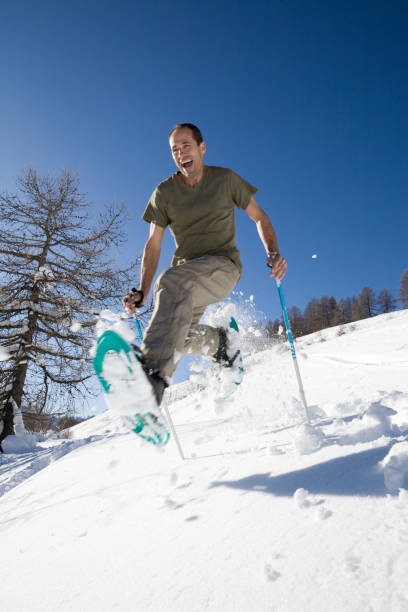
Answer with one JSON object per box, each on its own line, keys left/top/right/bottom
{"left": 312, "top": 254, "right": 318, "bottom": 259}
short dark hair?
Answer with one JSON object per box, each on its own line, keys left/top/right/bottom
{"left": 169, "top": 123, "right": 203, "bottom": 145}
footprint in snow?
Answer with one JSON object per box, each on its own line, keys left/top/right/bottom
{"left": 176, "top": 479, "right": 193, "bottom": 489}
{"left": 314, "top": 506, "right": 333, "bottom": 521}
{"left": 344, "top": 553, "right": 362, "bottom": 576}
{"left": 268, "top": 446, "right": 285, "bottom": 456}
{"left": 293, "top": 488, "right": 315, "bottom": 508}
{"left": 263, "top": 564, "right": 281, "bottom": 582}
{"left": 294, "top": 488, "right": 332, "bottom": 520}
{"left": 170, "top": 471, "right": 178, "bottom": 486}
{"left": 169, "top": 471, "right": 193, "bottom": 489}
{"left": 194, "top": 434, "right": 214, "bottom": 445}
{"left": 164, "top": 496, "right": 184, "bottom": 510}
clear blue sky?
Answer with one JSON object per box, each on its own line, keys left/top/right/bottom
{"left": 1, "top": 1, "right": 407, "bottom": 347}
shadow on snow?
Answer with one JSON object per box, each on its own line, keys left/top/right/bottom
{"left": 210, "top": 443, "right": 396, "bottom": 498}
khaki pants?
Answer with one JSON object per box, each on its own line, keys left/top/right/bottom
{"left": 141, "top": 255, "right": 240, "bottom": 380}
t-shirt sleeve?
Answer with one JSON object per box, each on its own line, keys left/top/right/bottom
{"left": 229, "top": 170, "right": 258, "bottom": 210}
{"left": 142, "top": 186, "right": 169, "bottom": 227}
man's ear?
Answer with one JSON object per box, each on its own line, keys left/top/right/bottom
{"left": 200, "top": 141, "right": 207, "bottom": 156}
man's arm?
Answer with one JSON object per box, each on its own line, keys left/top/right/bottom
{"left": 123, "top": 223, "right": 165, "bottom": 314}
{"left": 139, "top": 223, "right": 165, "bottom": 300}
{"left": 245, "top": 196, "right": 287, "bottom": 281}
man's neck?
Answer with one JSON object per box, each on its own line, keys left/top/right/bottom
{"left": 178, "top": 166, "right": 205, "bottom": 188}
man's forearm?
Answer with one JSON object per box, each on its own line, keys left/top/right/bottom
{"left": 140, "top": 238, "right": 161, "bottom": 297}
{"left": 255, "top": 211, "right": 280, "bottom": 255}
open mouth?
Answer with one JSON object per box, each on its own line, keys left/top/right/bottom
{"left": 182, "top": 160, "right": 193, "bottom": 171}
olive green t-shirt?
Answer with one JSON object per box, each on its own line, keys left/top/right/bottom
{"left": 142, "top": 166, "right": 257, "bottom": 275}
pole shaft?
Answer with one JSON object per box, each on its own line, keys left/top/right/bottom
{"left": 134, "top": 317, "right": 143, "bottom": 343}
{"left": 276, "top": 281, "right": 311, "bottom": 423}
{"left": 162, "top": 402, "right": 185, "bottom": 460}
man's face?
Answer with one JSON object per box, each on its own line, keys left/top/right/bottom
{"left": 169, "top": 127, "right": 206, "bottom": 183}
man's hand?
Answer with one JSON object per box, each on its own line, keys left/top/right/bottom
{"left": 267, "top": 253, "right": 287, "bottom": 281}
{"left": 122, "top": 289, "right": 145, "bottom": 314}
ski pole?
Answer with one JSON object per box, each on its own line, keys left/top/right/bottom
{"left": 275, "top": 279, "right": 311, "bottom": 424}
{"left": 134, "top": 317, "right": 143, "bottom": 343}
{"left": 133, "top": 317, "right": 185, "bottom": 459}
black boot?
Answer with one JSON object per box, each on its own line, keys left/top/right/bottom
{"left": 131, "top": 345, "right": 168, "bottom": 406}
{"left": 141, "top": 365, "right": 168, "bottom": 406}
{"left": 212, "top": 327, "right": 240, "bottom": 368}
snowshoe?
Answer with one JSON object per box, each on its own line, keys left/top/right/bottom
{"left": 93, "top": 329, "right": 170, "bottom": 447}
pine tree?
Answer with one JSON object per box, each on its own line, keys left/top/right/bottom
{"left": 303, "top": 298, "right": 321, "bottom": 334}
{"left": 399, "top": 270, "right": 408, "bottom": 309}
{"left": 317, "top": 296, "right": 337, "bottom": 329}
{"left": 350, "top": 296, "right": 365, "bottom": 321}
{"left": 264, "top": 318, "right": 283, "bottom": 338}
{"left": 328, "top": 296, "right": 337, "bottom": 325}
{"left": 377, "top": 288, "right": 397, "bottom": 314}
{"left": 351, "top": 286, "right": 376, "bottom": 321}
{"left": 332, "top": 297, "right": 353, "bottom": 326}
{"left": 287, "top": 305, "right": 305, "bottom": 338}
{"left": 361, "top": 286, "right": 377, "bottom": 316}
{"left": 0, "top": 168, "right": 145, "bottom": 450}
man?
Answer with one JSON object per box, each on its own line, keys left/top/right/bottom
{"left": 123, "top": 123, "right": 287, "bottom": 405}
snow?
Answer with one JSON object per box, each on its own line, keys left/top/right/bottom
{"left": 34, "top": 265, "right": 54, "bottom": 283}
{"left": 70, "top": 319, "right": 82, "bottom": 332}
{"left": 382, "top": 441, "right": 408, "bottom": 492}
{"left": 1, "top": 309, "right": 408, "bottom": 611}
{"left": 293, "top": 423, "right": 325, "bottom": 454}
{"left": 0, "top": 346, "right": 10, "bottom": 361}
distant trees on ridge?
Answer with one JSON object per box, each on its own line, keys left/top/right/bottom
{"left": 265, "top": 273, "right": 407, "bottom": 339}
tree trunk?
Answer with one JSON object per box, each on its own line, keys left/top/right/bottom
{"left": 0, "top": 402, "right": 14, "bottom": 452}
{"left": 2, "top": 276, "right": 42, "bottom": 449}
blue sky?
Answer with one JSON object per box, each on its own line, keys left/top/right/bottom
{"left": 1, "top": 1, "right": 407, "bottom": 384}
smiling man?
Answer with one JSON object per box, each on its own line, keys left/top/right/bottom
{"left": 123, "top": 123, "right": 287, "bottom": 405}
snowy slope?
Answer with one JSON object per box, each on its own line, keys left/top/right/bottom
{"left": 1, "top": 310, "right": 408, "bottom": 612}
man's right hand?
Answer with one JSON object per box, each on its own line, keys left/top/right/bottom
{"left": 122, "top": 289, "right": 145, "bottom": 314}
{"left": 267, "top": 253, "right": 287, "bottom": 281}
